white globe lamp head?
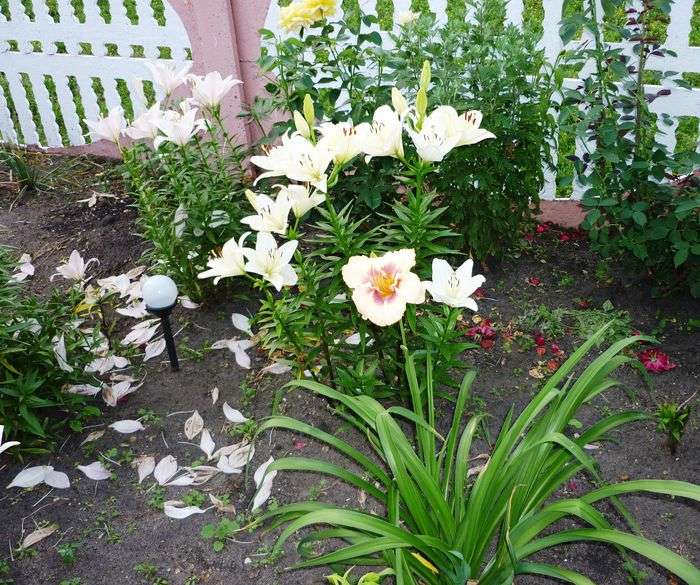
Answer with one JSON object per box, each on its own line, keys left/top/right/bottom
{"left": 142, "top": 275, "right": 178, "bottom": 311}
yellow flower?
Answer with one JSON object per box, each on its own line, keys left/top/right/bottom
{"left": 411, "top": 552, "right": 439, "bottom": 574}
{"left": 279, "top": 0, "right": 337, "bottom": 33}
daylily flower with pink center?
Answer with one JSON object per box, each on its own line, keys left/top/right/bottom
{"left": 639, "top": 349, "right": 677, "bottom": 373}
{"left": 342, "top": 249, "right": 425, "bottom": 327}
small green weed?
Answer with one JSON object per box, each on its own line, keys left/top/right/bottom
{"left": 200, "top": 518, "right": 239, "bottom": 552}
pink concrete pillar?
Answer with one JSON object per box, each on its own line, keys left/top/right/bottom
{"left": 169, "top": 0, "right": 251, "bottom": 144}
{"left": 230, "top": 0, "right": 274, "bottom": 113}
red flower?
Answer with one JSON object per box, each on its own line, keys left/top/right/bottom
{"left": 550, "top": 343, "right": 561, "bottom": 354}
{"left": 524, "top": 232, "right": 534, "bottom": 242}
{"left": 467, "top": 319, "right": 496, "bottom": 340}
{"left": 546, "top": 359, "right": 560, "bottom": 373}
{"left": 527, "top": 277, "right": 542, "bottom": 287}
{"left": 473, "top": 287, "right": 485, "bottom": 300}
{"left": 480, "top": 339, "right": 495, "bottom": 350}
{"left": 559, "top": 233, "right": 571, "bottom": 242}
{"left": 536, "top": 223, "right": 548, "bottom": 234}
{"left": 533, "top": 333, "right": 546, "bottom": 347}
{"left": 638, "top": 349, "right": 677, "bottom": 373}
{"left": 292, "top": 438, "right": 307, "bottom": 450}
{"left": 536, "top": 346, "right": 546, "bottom": 357}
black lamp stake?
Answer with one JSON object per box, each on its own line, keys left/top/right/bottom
{"left": 147, "top": 303, "right": 180, "bottom": 371}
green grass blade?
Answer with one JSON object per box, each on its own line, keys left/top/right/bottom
{"left": 515, "top": 562, "right": 597, "bottom": 584}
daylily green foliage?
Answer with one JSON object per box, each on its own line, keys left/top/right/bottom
{"left": 258, "top": 325, "right": 700, "bottom": 584}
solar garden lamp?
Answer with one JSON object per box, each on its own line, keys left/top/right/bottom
{"left": 142, "top": 275, "right": 180, "bottom": 371}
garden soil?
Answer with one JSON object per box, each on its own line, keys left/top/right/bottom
{"left": 0, "top": 159, "right": 698, "bottom": 585}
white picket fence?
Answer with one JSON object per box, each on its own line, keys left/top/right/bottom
{"left": 0, "top": 0, "right": 191, "bottom": 147}
{"left": 264, "top": 0, "right": 700, "bottom": 200}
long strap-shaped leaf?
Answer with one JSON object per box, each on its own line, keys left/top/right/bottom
{"left": 515, "top": 562, "right": 596, "bottom": 585}
{"left": 519, "top": 528, "right": 700, "bottom": 583}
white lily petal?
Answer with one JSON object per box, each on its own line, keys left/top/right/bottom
{"left": 77, "top": 461, "right": 111, "bottom": 481}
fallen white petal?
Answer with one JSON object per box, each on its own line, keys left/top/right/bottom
{"left": 7, "top": 466, "right": 48, "bottom": 489}
{"left": 222, "top": 403, "right": 248, "bottom": 424}
{"left": 44, "top": 469, "right": 71, "bottom": 489}
{"left": 231, "top": 313, "right": 253, "bottom": 336}
{"left": 211, "top": 386, "right": 219, "bottom": 404}
{"left": 109, "top": 420, "right": 145, "bottom": 434}
{"left": 21, "top": 523, "right": 58, "bottom": 549}
{"left": 184, "top": 411, "right": 204, "bottom": 440}
{"left": 131, "top": 455, "right": 155, "bottom": 483}
{"left": 199, "top": 429, "right": 216, "bottom": 459}
{"left": 80, "top": 430, "right": 105, "bottom": 445}
{"left": 251, "top": 457, "right": 277, "bottom": 511}
{"left": 179, "top": 296, "right": 201, "bottom": 309}
{"left": 77, "top": 461, "right": 111, "bottom": 481}
{"left": 153, "top": 455, "right": 178, "bottom": 485}
{"left": 163, "top": 500, "right": 210, "bottom": 519}
{"left": 144, "top": 339, "right": 166, "bottom": 362}
{"left": 261, "top": 362, "right": 292, "bottom": 375}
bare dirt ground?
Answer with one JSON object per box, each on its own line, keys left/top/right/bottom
{"left": 0, "top": 155, "right": 698, "bottom": 585}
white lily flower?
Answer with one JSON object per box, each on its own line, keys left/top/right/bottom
{"left": 244, "top": 232, "right": 298, "bottom": 291}
{"left": 84, "top": 106, "right": 125, "bottom": 144}
{"left": 241, "top": 190, "right": 292, "bottom": 235}
{"left": 251, "top": 457, "right": 277, "bottom": 511}
{"left": 407, "top": 106, "right": 462, "bottom": 163}
{"left": 454, "top": 110, "right": 496, "bottom": 146}
{"left": 125, "top": 103, "right": 163, "bottom": 141}
{"left": 342, "top": 249, "right": 425, "bottom": 327}
{"left": 154, "top": 106, "right": 205, "bottom": 148}
{"left": 251, "top": 133, "right": 332, "bottom": 193}
{"left": 362, "top": 105, "right": 405, "bottom": 161}
{"left": 145, "top": 61, "right": 192, "bottom": 95}
{"left": 275, "top": 184, "right": 325, "bottom": 219}
{"left": 424, "top": 258, "right": 486, "bottom": 311}
{"left": 189, "top": 71, "right": 242, "bottom": 109}
{"left": 396, "top": 9, "right": 420, "bottom": 26}
{"left": 391, "top": 87, "right": 410, "bottom": 119}
{"left": 0, "top": 425, "right": 20, "bottom": 456}
{"left": 317, "top": 120, "right": 370, "bottom": 165}
{"left": 11, "top": 253, "right": 34, "bottom": 282}
{"left": 198, "top": 232, "right": 251, "bottom": 284}
{"left": 51, "top": 250, "right": 98, "bottom": 282}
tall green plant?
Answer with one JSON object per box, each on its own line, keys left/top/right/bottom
{"left": 256, "top": 325, "right": 700, "bottom": 584}
{"left": 559, "top": 0, "right": 700, "bottom": 296}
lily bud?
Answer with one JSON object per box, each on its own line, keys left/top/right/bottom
{"left": 415, "top": 86, "right": 428, "bottom": 130}
{"left": 391, "top": 87, "right": 409, "bottom": 118}
{"left": 419, "top": 60, "right": 431, "bottom": 93}
{"left": 303, "top": 94, "right": 315, "bottom": 129}
{"left": 293, "top": 110, "right": 311, "bottom": 139}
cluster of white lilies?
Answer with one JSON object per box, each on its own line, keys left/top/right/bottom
{"left": 197, "top": 63, "right": 490, "bottom": 328}
{"left": 85, "top": 62, "right": 241, "bottom": 149}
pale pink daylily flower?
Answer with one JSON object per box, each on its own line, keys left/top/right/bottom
{"left": 189, "top": 71, "right": 242, "bottom": 109}
{"left": 342, "top": 249, "right": 425, "bottom": 326}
